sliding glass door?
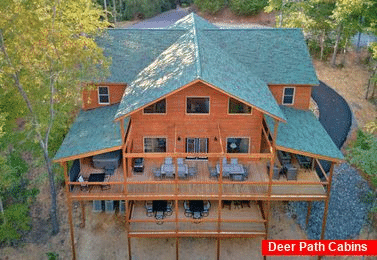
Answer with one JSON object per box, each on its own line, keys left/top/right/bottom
{"left": 186, "top": 138, "right": 208, "bottom": 159}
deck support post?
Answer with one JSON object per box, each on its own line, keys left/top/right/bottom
{"left": 306, "top": 201, "right": 312, "bottom": 228}
{"left": 216, "top": 237, "right": 220, "bottom": 260}
{"left": 318, "top": 162, "right": 335, "bottom": 260}
{"left": 80, "top": 201, "right": 86, "bottom": 228}
{"left": 176, "top": 237, "right": 179, "bottom": 260}
{"left": 67, "top": 198, "right": 76, "bottom": 260}
{"left": 128, "top": 236, "right": 132, "bottom": 260}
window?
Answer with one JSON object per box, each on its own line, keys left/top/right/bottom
{"left": 144, "top": 138, "right": 166, "bottom": 153}
{"left": 283, "top": 87, "right": 295, "bottom": 105}
{"left": 186, "top": 97, "right": 209, "bottom": 114}
{"left": 98, "top": 86, "right": 110, "bottom": 104}
{"left": 228, "top": 98, "right": 252, "bottom": 114}
{"left": 226, "top": 138, "right": 249, "bottom": 153}
{"left": 143, "top": 99, "right": 166, "bottom": 114}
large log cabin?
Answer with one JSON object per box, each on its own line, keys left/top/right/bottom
{"left": 54, "top": 13, "right": 344, "bottom": 259}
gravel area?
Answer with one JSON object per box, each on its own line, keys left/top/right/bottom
{"left": 289, "top": 163, "right": 373, "bottom": 239}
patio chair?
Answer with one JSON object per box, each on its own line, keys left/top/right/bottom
{"left": 177, "top": 158, "right": 184, "bottom": 165}
{"left": 209, "top": 167, "right": 218, "bottom": 179}
{"left": 101, "top": 174, "right": 111, "bottom": 190}
{"left": 188, "top": 166, "right": 198, "bottom": 177}
{"left": 166, "top": 201, "right": 173, "bottom": 216}
{"left": 145, "top": 201, "right": 153, "bottom": 217}
{"left": 153, "top": 168, "right": 162, "bottom": 179}
{"left": 78, "top": 175, "right": 89, "bottom": 191}
{"left": 165, "top": 171, "right": 175, "bottom": 179}
{"left": 165, "top": 157, "right": 173, "bottom": 165}
{"left": 222, "top": 157, "right": 228, "bottom": 166}
{"left": 183, "top": 201, "right": 192, "bottom": 217}
{"left": 202, "top": 201, "right": 211, "bottom": 217}
{"left": 230, "top": 158, "right": 238, "bottom": 165}
{"left": 243, "top": 165, "right": 249, "bottom": 179}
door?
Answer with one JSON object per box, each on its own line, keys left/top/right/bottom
{"left": 186, "top": 138, "right": 208, "bottom": 160}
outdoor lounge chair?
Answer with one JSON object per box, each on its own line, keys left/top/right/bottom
{"left": 202, "top": 201, "right": 211, "bottom": 217}
{"left": 183, "top": 201, "right": 192, "bottom": 217}
{"left": 78, "top": 175, "right": 89, "bottom": 191}
{"left": 145, "top": 201, "right": 153, "bottom": 217}
{"left": 165, "top": 201, "right": 173, "bottom": 216}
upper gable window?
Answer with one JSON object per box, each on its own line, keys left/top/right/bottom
{"left": 98, "top": 86, "right": 110, "bottom": 104}
{"left": 282, "top": 87, "right": 295, "bottom": 105}
{"left": 186, "top": 97, "right": 209, "bottom": 114}
{"left": 228, "top": 98, "right": 252, "bottom": 114}
{"left": 143, "top": 99, "right": 166, "bottom": 114}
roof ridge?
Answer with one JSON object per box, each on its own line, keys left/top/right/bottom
{"left": 202, "top": 28, "right": 301, "bottom": 31}
{"left": 192, "top": 16, "right": 202, "bottom": 78}
{"left": 107, "top": 28, "right": 187, "bottom": 31}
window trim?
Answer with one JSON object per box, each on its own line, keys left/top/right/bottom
{"left": 226, "top": 137, "right": 250, "bottom": 154}
{"left": 98, "top": 86, "right": 110, "bottom": 105}
{"left": 282, "top": 87, "right": 295, "bottom": 105}
{"left": 142, "top": 98, "right": 167, "bottom": 115}
{"left": 227, "top": 97, "right": 252, "bottom": 115}
{"left": 143, "top": 136, "right": 167, "bottom": 153}
{"left": 185, "top": 96, "right": 210, "bottom": 115}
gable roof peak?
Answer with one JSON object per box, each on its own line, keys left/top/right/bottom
{"left": 167, "top": 12, "right": 218, "bottom": 31}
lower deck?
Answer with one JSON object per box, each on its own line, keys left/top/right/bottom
{"left": 128, "top": 200, "right": 266, "bottom": 238}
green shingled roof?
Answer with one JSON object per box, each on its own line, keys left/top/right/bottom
{"left": 53, "top": 105, "right": 129, "bottom": 161}
{"left": 167, "top": 12, "right": 218, "bottom": 30}
{"left": 97, "top": 29, "right": 185, "bottom": 83}
{"left": 265, "top": 106, "right": 344, "bottom": 161}
{"left": 115, "top": 13, "right": 286, "bottom": 121}
{"left": 204, "top": 29, "right": 319, "bottom": 85}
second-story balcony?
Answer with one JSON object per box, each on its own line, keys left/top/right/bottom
{"left": 65, "top": 151, "right": 328, "bottom": 201}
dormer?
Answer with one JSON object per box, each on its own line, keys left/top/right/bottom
{"left": 82, "top": 84, "right": 127, "bottom": 110}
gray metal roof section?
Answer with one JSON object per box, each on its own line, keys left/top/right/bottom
{"left": 204, "top": 28, "right": 319, "bottom": 85}
{"left": 97, "top": 29, "right": 185, "bottom": 83}
{"left": 54, "top": 104, "right": 129, "bottom": 161}
{"left": 265, "top": 106, "right": 344, "bottom": 160}
{"left": 115, "top": 13, "right": 286, "bottom": 121}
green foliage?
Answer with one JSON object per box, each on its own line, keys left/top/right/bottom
{"left": 46, "top": 252, "right": 59, "bottom": 260}
{"left": 194, "top": 0, "right": 227, "bottom": 14}
{"left": 99, "top": 0, "right": 177, "bottom": 21}
{"left": 0, "top": 152, "right": 37, "bottom": 245}
{"left": 307, "top": 37, "right": 333, "bottom": 60}
{"left": 347, "top": 130, "right": 377, "bottom": 187}
{"left": 229, "top": 0, "right": 268, "bottom": 16}
{"left": 0, "top": 203, "right": 31, "bottom": 244}
{"left": 180, "top": 0, "right": 194, "bottom": 7}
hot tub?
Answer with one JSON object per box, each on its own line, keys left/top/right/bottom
{"left": 92, "top": 150, "right": 121, "bottom": 169}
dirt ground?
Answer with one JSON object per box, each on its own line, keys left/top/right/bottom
{"left": 1, "top": 8, "right": 377, "bottom": 260}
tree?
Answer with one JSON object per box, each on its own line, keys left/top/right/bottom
{"left": 330, "top": 0, "right": 364, "bottom": 66}
{"left": 266, "top": 0, "right": 336, "bottom": 60}
{"left": 0, "top": 0, "right": 110, "bottom": 235}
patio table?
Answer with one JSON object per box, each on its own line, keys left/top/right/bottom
{"left": 161, "top": 164, "right": 175, "bottom": 178}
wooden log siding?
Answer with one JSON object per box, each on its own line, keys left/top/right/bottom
{"left": 127, "top": 82, "right": 264, "bottom": 155}
{"left": 82, "top": 83, "right": 127, "bottom": 110}
{"left": 268, "top": 85, "right": 312, "bottom": 110}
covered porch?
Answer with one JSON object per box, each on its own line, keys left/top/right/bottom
{"left": 128, "top": 200, "right": 266, "bottom": 238}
